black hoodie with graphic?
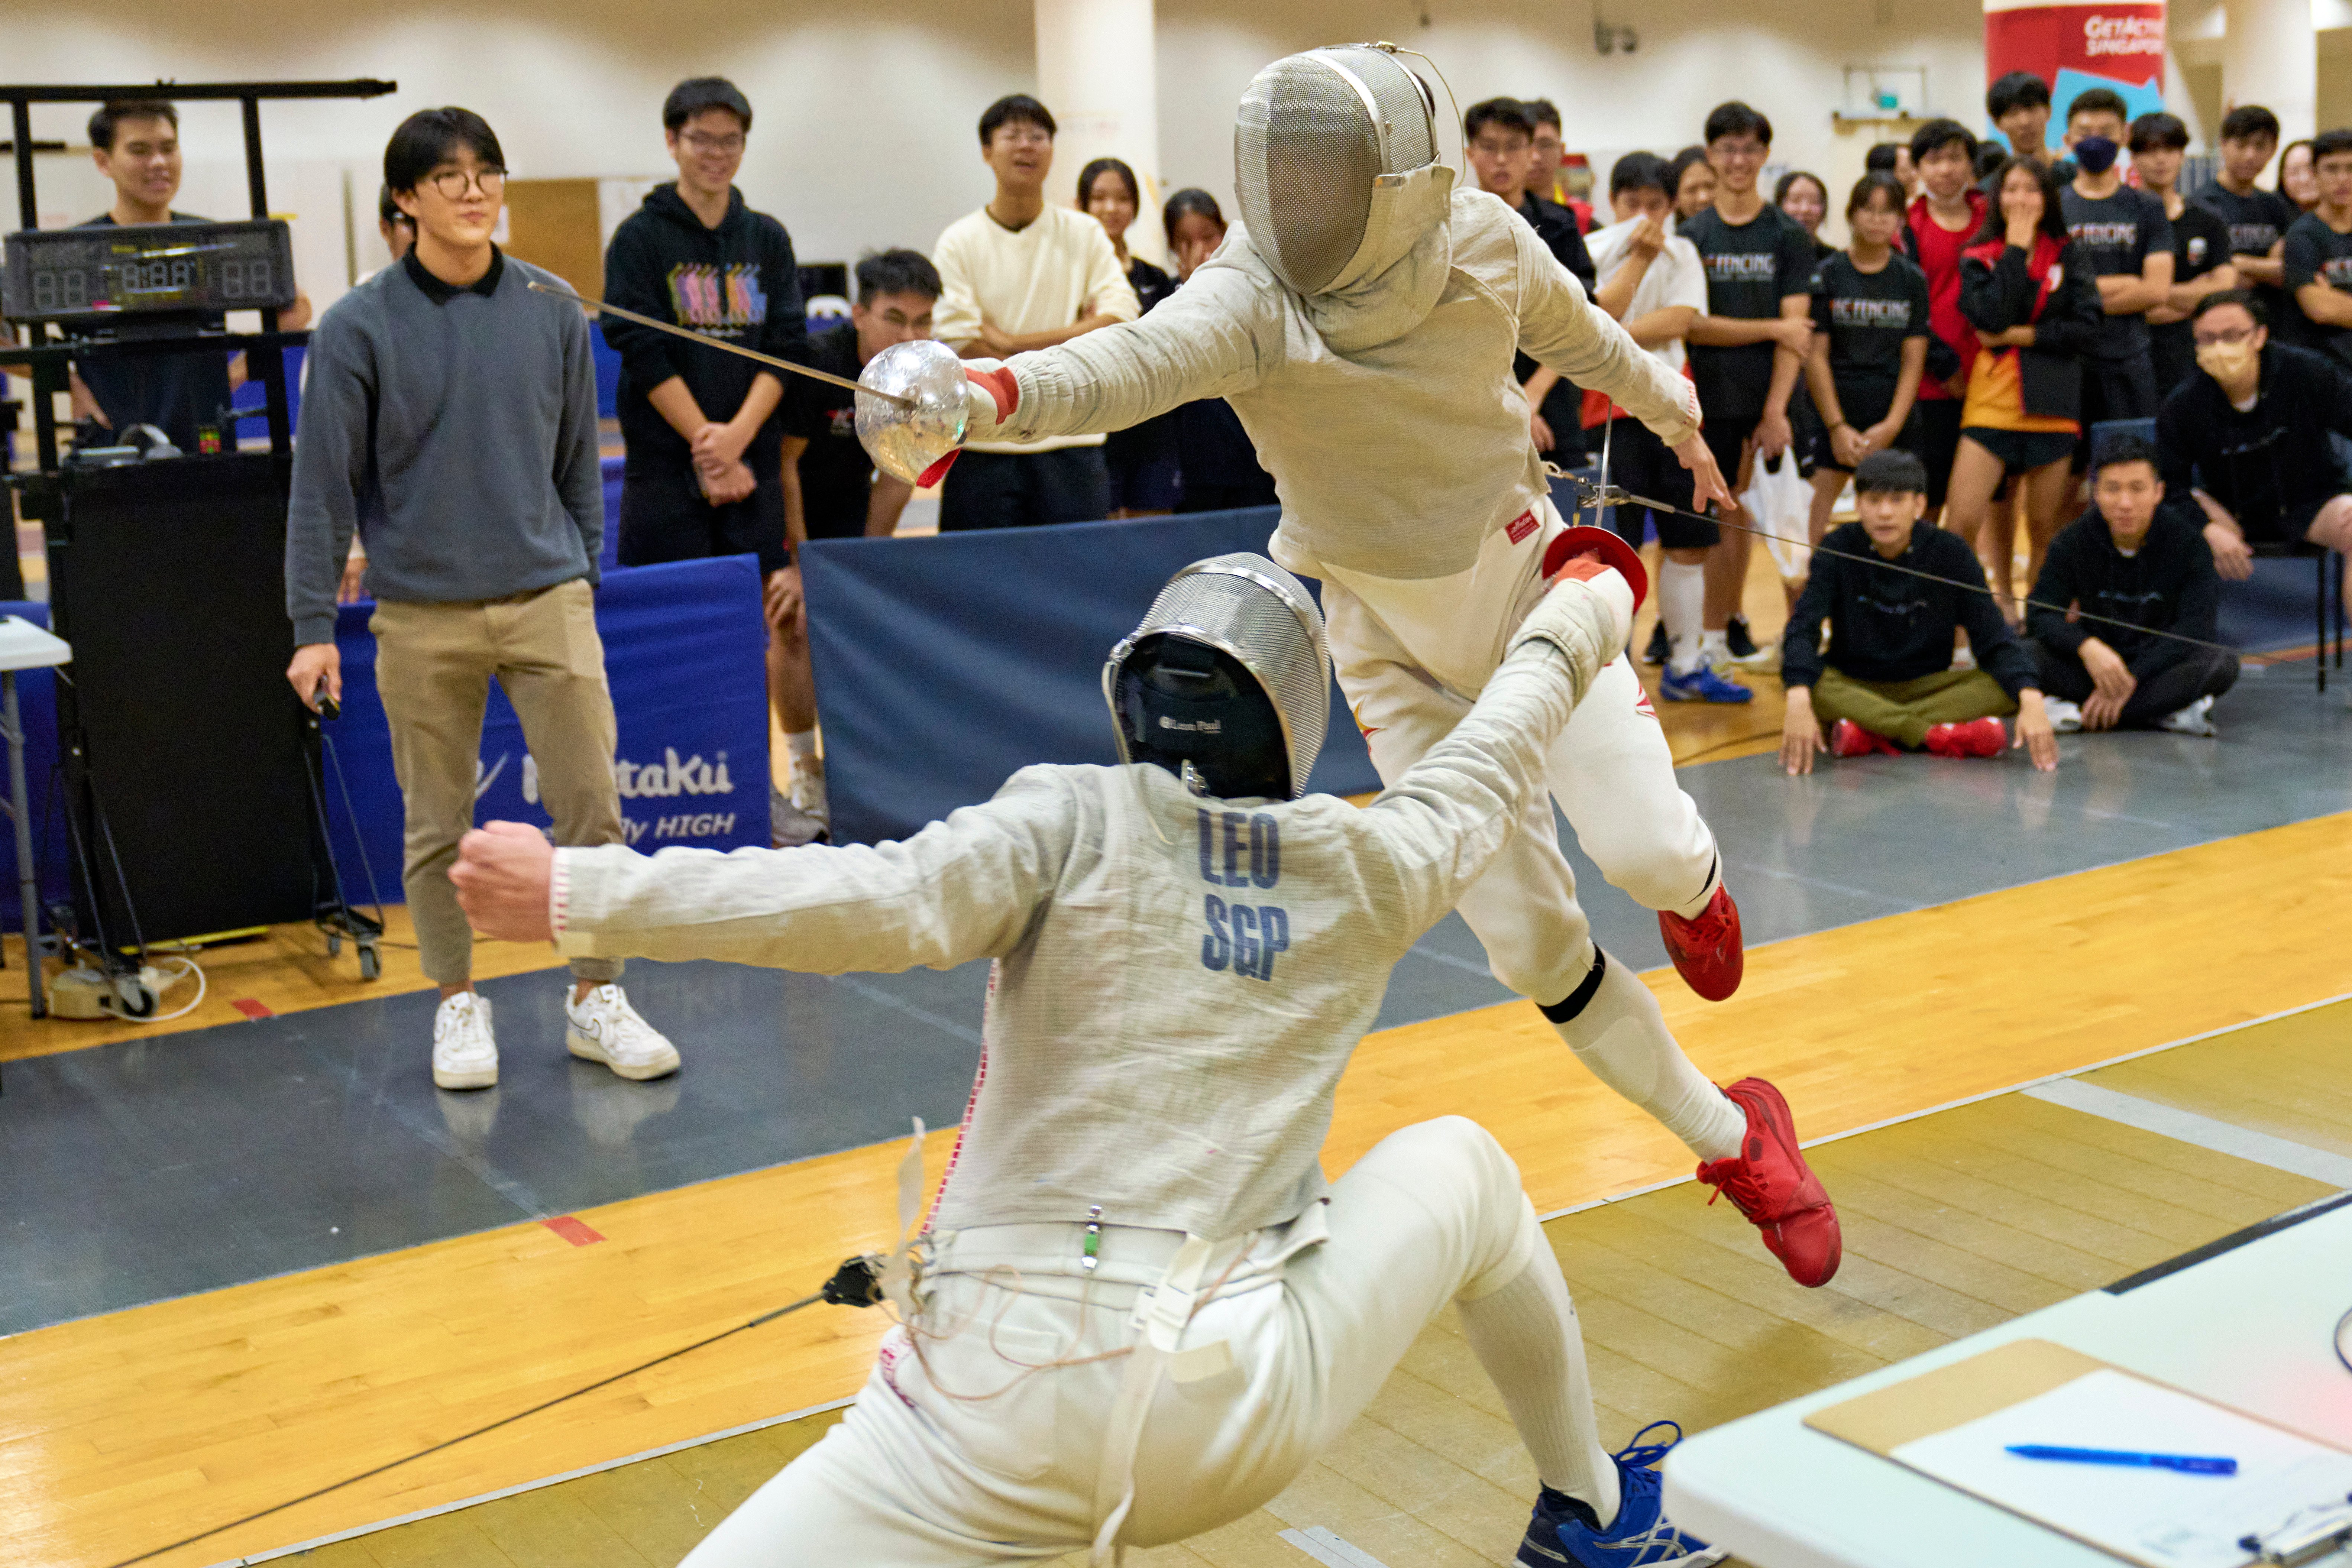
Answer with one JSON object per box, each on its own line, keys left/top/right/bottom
{"left": 601, "top": 184, "right": 807, "bottom": 479}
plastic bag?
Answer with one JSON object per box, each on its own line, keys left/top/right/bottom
{"left": 1741, "top": 450, "right": 1812, "bottom": 582}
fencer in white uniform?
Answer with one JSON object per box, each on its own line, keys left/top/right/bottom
{"left": 915, "top": 45, "right": 1839, "bottom": 1288}
{"left": 452, "top": 553, "right": 1723, "bottom": 1567}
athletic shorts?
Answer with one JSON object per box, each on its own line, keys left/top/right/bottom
{"left": 1912, "top": 399, "right": 1963, "bottom": 508}
{"left": 1961, "top": 425, "right": 2076, "bottom": 474}
{"left": 1804, "top": 386, "right": 1904, "bottom": 476}
{"left": 1700, "top": 412, "right": 1762, "bottom": 495}
{"left": 1601, "top": 418, "right": 1718, "bottom": 550}
{"left": 2248, "top": 491, "right": 2352, "bottom": 550}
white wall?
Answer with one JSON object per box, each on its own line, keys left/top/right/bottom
{"left": 5, "top": 0, "right": 2017, "bottom": 312}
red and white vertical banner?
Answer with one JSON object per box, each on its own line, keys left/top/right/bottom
{"left": 1983, "top": 0, "right": 2168, "bottom": 127}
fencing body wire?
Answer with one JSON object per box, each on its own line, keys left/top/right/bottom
{"left": 1564, "top": 466, "right": 2292, "bottom": 671}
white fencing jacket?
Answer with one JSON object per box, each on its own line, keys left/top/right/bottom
{"left": 551, "top": 574, "right": 1628, "bottom": 1242}
{"left": 965, "top": 186, "right": 1700, "bottom": 581}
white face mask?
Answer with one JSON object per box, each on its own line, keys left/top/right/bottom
{"left": 2194, "top": 337, "right": 2258, "bottom": 383}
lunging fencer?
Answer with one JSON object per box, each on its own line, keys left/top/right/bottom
{"left": 853, "top": 43, "right": 1840, "bottom": 1286}
{"left": 453, "top": 551, "right": 1734, "bottom": 1566}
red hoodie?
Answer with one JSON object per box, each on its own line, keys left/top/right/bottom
{"left": 1906, "top": 189, "right": 1987, "bottom": 401}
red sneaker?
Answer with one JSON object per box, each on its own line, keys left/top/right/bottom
{"left": 1924, "top": 716, "right": 2005, "bottom": 758}
{"left": 1695, "top": 1078, "right": 1841, "bottom": 1286}
{"left": 1828, "top": 718, "right": 1896, "bottom": 758}
{"left": 1658, "top": 884, "right": 1743, "bottom": 1001}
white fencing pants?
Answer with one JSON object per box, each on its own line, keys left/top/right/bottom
{"left": 677, "top": 1118, "right": 1607, "bottom": 1567}
{"left": 1320, "top": 501, "right": 1719, "bottom": 1008}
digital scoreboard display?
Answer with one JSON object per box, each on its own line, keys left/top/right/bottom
{"left": 1, "top": 219, "right": 297, "bottom": 323}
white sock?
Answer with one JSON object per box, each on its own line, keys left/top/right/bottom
{"left": 1548, "top": 953, "right": 1746, "bottom": 1163}
{"left": 1699, "top": 628, "right": 1731, "bottom": 670}
{"left": 1660, "top": 561, "right": 1706, "bottom": 676}
{"left": 785, "top": 729, "right": 820, "bottom": 776}
{"left": 1458, "top": 1235, "right": 1621, "bottom": 1526}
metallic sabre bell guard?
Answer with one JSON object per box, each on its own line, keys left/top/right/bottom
{"left": 855, "top": 339, "right": 973, "bottom": 485}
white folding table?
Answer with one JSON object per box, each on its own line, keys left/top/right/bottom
{"left": 1664, "top": 1191, "right": 2352, "bottom": 1568}
{"left": 0, "top": 615, "right": 72, "bottom": 1021}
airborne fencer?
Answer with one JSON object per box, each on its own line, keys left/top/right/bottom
{"left": 453, "top": 548, "right": 1728, "bottom": 1567}
{"left": 864, "top": 43, "right": 1840, "bottom": 1289}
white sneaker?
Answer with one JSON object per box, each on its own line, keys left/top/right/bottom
{"left": 791, "top": 763, "right": 830, "bottom": 828}
{"left": 771, "top": 784, "right": 826, "bottom": 848}
{"left": 2159, "top": 696, "right": 2219, "bottom": 737}
{"left": 564, "top": 984, "right": 680, "bottom": 1081}
{"left": 2043, "top": 698, "right": 2084, "bottom": 733}
{"left": 432, "top": 991, "right": 499, "bottom": 1091}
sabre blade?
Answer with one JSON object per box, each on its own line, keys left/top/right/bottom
{"left": 525, "top": 280, "right": 916, "bottom": 409}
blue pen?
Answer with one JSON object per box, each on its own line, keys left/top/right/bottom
{"left": 2006, "top": 1445, "right": 2238, "bottom": 1475}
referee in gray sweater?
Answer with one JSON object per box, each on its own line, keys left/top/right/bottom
{"left": 285, "top": 107, "right": 680, "bottom": 1092}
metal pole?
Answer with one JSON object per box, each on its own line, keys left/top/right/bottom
{"left": 9, "top": 98, "right": 35, "bottom": 230}
{"left": 6, "top": 671, "right": 45, "bottom": 1020}
{"left": 240, "top": 97, "right": 269, "bottom": 218}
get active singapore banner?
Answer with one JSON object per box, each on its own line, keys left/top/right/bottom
{"left": 1984, "top": 0, "right": 2167, "bottom": 127}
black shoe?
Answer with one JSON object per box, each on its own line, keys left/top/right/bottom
{"left": 1643, "top": 621, "right": 1671, "bottom": 665}
{"left": 1721, "top": 614, "right": 1773, "bottom": 668}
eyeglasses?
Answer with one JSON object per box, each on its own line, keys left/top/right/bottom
{"left": 992, "top": 127, "right": 1053, "bottom": 148}
{"left": 426, "top": 166, "right": 506, "bottom": 201}
{"left": 2192, "top": 325, "right": 2257, "bottom": 348}
{"left": 679, "top": 131, "right": 745, "bottom": 155}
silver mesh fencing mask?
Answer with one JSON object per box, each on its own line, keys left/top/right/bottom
{"left": 1234, "top": 45, "right": 1440, "bottom": 296}
{"left": 1103, "top": 554, "right": 1331, "bottom": 799}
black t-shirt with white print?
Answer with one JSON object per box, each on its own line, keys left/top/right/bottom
{"left": 781, "top": 321, "right": 878, "bottom": 541}
{"left": 1683, "top": 203, "right": 1819, "bottom": 419}
{"left": 2150, "top": 202, "right": 2233, "bottom": 394}
{"left": 2283, "top": 213, "right": 2352, "bottom": 365}
{"left": 2059, "top": 184, "right": 2173, "bottom": 365}
{"left": 1808, "top": 251, "right": 1931, "bottom": 423}
{"left": 2192, "top": 182, "right": 2300, "bottom": 263}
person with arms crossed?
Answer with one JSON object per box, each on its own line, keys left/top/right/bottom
{"left": 70, "top": 99, "right": 313, "bottom": 452}
{"left": 1584, "top": 152, "right": 1745, "bottom": 704}
{"left": 1802, "top": 173, "right": 1931, "bottom": 547}
{"left": 2283, "top": 129, "right": 2352, "bottom": 360}
{"left": 2155, "top": 290, "right": 2352, "bottom": 609}
{"left": 1780, "top": 450, "right": 2058, "bottom": 771}
{"left": 285, "top": 108, "right": 679, "bottom": 1091}
{"left": 770, "top": 249, "right": 937, "bottom": 845}
{"left": 1901, "top": 118, "right": 1988, "bottom": 524}
{"left": 2129, "top": 113, "right": 2238, "bottom": 397}
{"left": 931, "top": 94, "right": 1139, "bottom": 531}
{"left": 451, "top": 548, "right": 1809, "bottom": 1568}
{"left": 912, "top": 46, "right": 1842, "bottom": 1284}
{"left": 1944, "top": 156, "right": 2104, "bottom": 616}
{"left": 2054, "top": 88, "right": 2172, "bottom": 451}
{"left": 601, "top": 77, "right": 810, "bottom": 838}
{"left": 2193, "top": 106, "right": 2297, "bottom": 321}
{"left": 1684, "top": 101, "right": 1819, "bottom": 671}
{"left": 2024, "top": 432, "right": 2237, "bottom": 736}
{"left": 1466, "top": 96, "right": 1598, "bottom": 465}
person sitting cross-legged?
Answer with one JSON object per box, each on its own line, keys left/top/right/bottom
{"left": 2025, "top": 431, "right": 2239, "bottom": 736}
{"left": 1780, "top": 448, "right": 2060, "bottom": 773}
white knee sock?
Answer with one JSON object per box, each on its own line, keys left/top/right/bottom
{"left": 1546, "top": 952, "right": 1746, "bottom": 1163}
{"left": 1660, "top": 561, "right": 1706, "bottom": 676}
{"left": 1458, "top": 1239, "right": 1621, "bottom": 1527}
{"left": 784, "top": 729, "right": 820, "bottom": 778}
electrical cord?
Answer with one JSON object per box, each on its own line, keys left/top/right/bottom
{"left": 97, "top": 1257, "right": 886, "bottom": 1568}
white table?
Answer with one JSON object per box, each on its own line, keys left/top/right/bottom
{"left": 0, "top": 615, "right": 72, "bottom": 1021}
{"left": 1664, "top": 1191, "right": 2352, "bottom": 1568}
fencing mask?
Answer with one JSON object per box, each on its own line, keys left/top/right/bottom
{"left": 1104, "top": 554, "right": 1330, "bottom": 801}
{"left": 1234, "top": 44, "right": 1445, "bottom": 298}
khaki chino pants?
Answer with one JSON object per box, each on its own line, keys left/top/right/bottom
{"left": 371, "top": 579, "right": 624, "bottom": 986}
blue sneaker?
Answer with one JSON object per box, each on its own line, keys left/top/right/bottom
{"left": 1516, "top": 1423, "right": 1725, "bottom": 1568}
{"left": 1656, "top": 662, "right": 1753, "bottom": 704}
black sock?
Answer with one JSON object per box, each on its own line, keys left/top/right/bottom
{"left": 1539, "top": 1486, "right": 1603, "bottom": 1532}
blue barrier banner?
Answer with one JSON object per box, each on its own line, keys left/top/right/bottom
{"left": 0, "top": 602, "right": 72, "bottom": 931}
{"left": 800, "top": 508, "right": 1381, "bottom": 847}
{"left": 322, "top": 556, "right": 771, "bottom": 907}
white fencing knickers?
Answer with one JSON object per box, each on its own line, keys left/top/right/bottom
{"left": 1319, "top": 496, "right": 1720, "bottom": 1010}
{"left": 677, "top": 1117, "right": 1612, "bottom": 1567}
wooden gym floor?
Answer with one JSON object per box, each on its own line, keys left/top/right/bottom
{"left": 2, "top": 811, "right": 2346, "bottom": 1568}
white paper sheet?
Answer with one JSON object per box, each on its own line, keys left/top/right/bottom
{"left": 1890, "top": 1368, "right": 2352, "bottom": 1568}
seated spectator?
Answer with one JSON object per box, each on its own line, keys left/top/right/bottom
{"left": 2282, "top": 129, "right": 2352, "bottom": 359}
{"left": 931, "top": 94, "right": 1139, "bottom": 530}
{"left": 774, "top": 248, "right": 939, "bottom": 842}
{"left": 1780, "top": 449, "right": 2058, "bottom": 772}
{"left": 2025, "top": 433, "right": 2236, "bottom": 736}
{"left": 1945, "top": 155, "right": 2103, "bottom": 616}
{"left": 1803, "top": 172, "right": 1931, "bottom": 545}
{"left": 1080, "top": 156, "right": 1178, "bottom": 517}
{"left": 2155, "top": 290, "right": 2352, "bottom": 606}
{"left": 1160, "top": 189, "right": 1278, "bottom": 513}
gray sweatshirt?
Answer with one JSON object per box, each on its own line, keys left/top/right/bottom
{"left": 549, "top": 571, "right": 1628, "bottom": 1241}
{"left": 285, "top": 249, "right": 604, "bottom": 645}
